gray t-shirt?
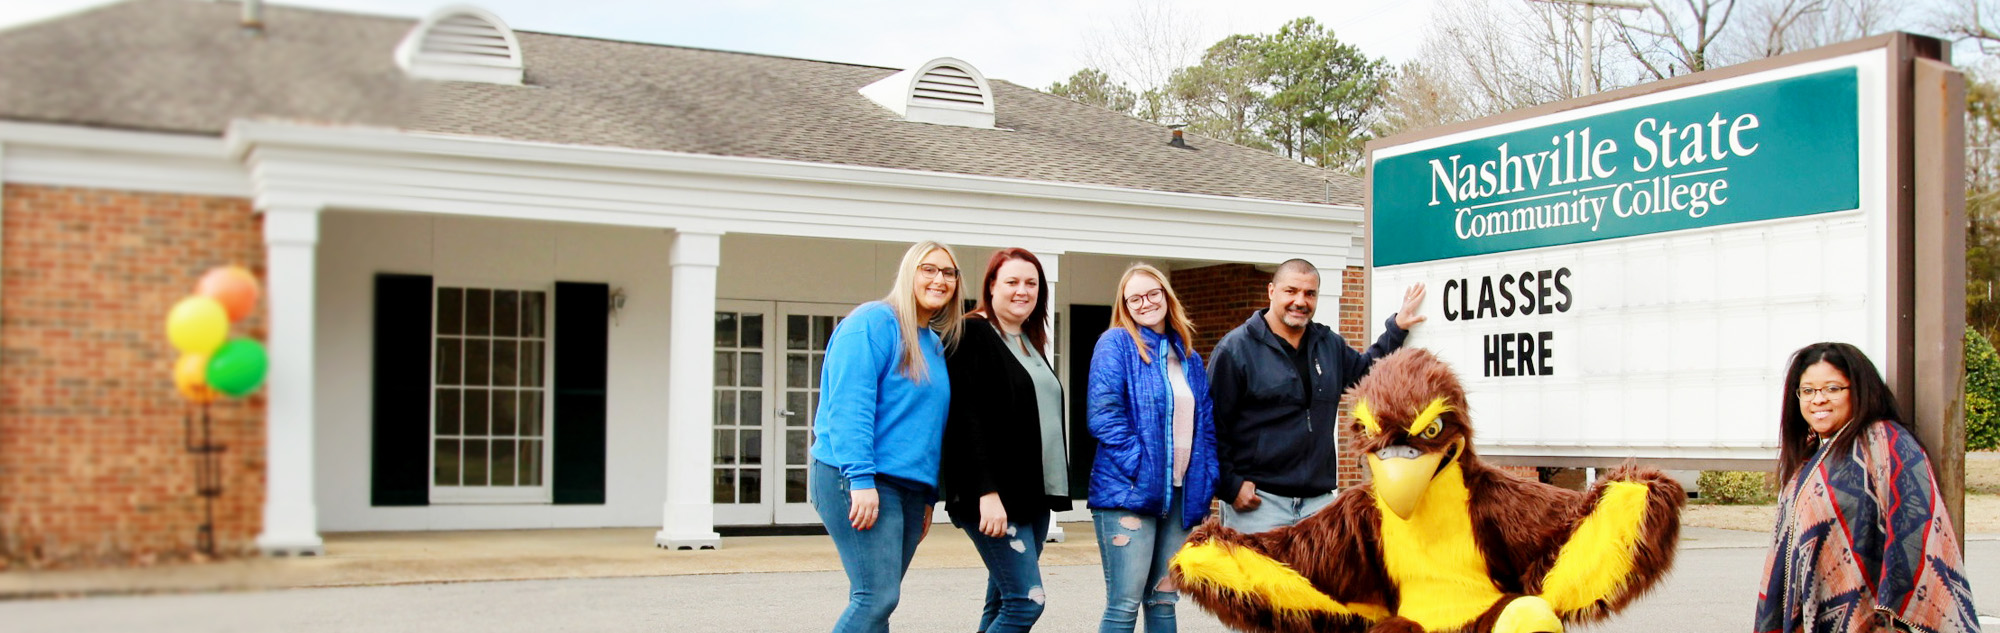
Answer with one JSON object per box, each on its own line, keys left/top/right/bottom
{"left": 1006, "top": 333, "right": 1067, "bottom": 498}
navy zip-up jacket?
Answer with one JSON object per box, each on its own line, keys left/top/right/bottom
{"left": 1209, "top": 309, "right": 1406, "bottom": 499}
{"left": 1085, "top": 327, "right": 1217, "bottom": 528}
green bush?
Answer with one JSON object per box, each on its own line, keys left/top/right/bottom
{"left": 1696, "top": 470, "right": 1777, "bottom": 505}
{"left": 1966, "top": 327, "right": 2000, "bottom": 451}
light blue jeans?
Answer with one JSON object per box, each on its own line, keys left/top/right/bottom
{"left": 1093, "top": 486, "right": 1188, "bottom": 633}
{"left": 1219, "top": 487, "right": 1336, "bottom": 534}
{"left": 960, "top": 509, "right": 1052, "bottom": 633}
{"left": 811, "top": 460, "right": 929, "bottom": 633}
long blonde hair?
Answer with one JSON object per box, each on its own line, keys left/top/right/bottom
{"left": 1110, "top": 263, "right": 1195, "bottom": 364}
{"left": 883, "top": 240, "right": 964, "bottom": 381}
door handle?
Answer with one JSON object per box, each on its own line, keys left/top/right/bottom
{"left": 780, "top": 410, "right": 797, "bottom": 417}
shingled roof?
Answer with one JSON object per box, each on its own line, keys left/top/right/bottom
{"left": 0, "top": 0, "right": 1365, "bottom": 206}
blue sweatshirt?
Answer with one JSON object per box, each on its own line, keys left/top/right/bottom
{"left": 810, "top": 301, "right": 950, "bottom": 492}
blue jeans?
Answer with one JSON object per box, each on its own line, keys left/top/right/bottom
{"left": 960, "top": 508, "right": 1051, "bottom": 633}
{"left": 1220, "top": 488, "right": 1336, "bottom": 534}
{"left": 1093, "top": 486, "right": 1188, "bottom": 633}
{"left": 812, "top": 460, "right": 929, "bottom": 633}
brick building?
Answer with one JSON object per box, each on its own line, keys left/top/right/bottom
{"left": 0, "top": 0, "right": 1382, "bottom": 566}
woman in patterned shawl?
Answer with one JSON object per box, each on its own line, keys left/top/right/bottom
{"left": 1756, "top": 342, "right": 1981, "bottom": 633}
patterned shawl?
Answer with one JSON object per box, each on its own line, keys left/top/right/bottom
{"left": 1755, "top": 421, "right": 1981, "bottom": 633}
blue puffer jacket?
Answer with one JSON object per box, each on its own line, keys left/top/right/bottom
{"left": 1086, "top": 326, "right": 1217, "bottom": 528}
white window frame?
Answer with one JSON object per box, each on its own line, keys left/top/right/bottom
{"left": 429, "top": 279, "right": 556, "bottom": 505}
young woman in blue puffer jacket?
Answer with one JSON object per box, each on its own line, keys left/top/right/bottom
{"left": 1086, "top": 263, "right": 1217, "bottom": 633}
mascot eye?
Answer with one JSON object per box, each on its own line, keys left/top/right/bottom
{"left": 1418, "top": 420, "right": 1443, "bottom": 439}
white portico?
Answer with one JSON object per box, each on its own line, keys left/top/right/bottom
{"left": 0, "top": 1, "right": 1369, "bottom": 556}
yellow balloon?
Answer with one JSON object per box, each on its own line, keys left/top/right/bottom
{"left": 166, "top": 296, "right": 228, "bottom": 355}
{"left": 174, "top": 353, "right": 217, "bottom": 404}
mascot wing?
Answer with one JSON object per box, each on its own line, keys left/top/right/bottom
{"left": 1534, "top": 465, "right": 1685, "bottom": 623}
{"left": 1172, "top": 491, "right": 1394, "bottom": 633}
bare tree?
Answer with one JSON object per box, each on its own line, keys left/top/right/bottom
{"left": 1934, "top": 0, "right": 2000, "bottom": 49}
{"left": 1385, "top": 0, "right": 1588, "bottom": 126}
{"left": 1612, "top": 0, "right": 1743, "bottom": 80}
{"left": 1731, "top": 0, "right": 1904, "bottom": 58}
{"left": 1078, "top": 0, "right": 1205, "bottom": 122}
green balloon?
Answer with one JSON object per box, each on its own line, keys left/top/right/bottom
{"left": 206, "top": 338, "right": 269, "bottom": 397}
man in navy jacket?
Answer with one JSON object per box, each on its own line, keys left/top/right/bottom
{"left": 1208, "top": 259, "right": 1426, "bottom": 533}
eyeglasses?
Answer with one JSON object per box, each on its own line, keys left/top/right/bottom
{"left": 917, "top": 264, "right": 959, "bottom": 281}
{"left": 1796, "top": 385, "right": 1849, "bottom": 400}
{"left": 1124, "top": 288, "right": 1165, "bottom": 307}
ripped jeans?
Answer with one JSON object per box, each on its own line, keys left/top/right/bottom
{"left": 1092, "top": 486, "right": 1189, "bottom": 633}
{"left": 960, "top": 508, "right": 1052, "bottom": 633}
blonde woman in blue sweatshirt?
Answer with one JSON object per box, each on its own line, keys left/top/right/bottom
{"left": 811, "top": 240, "right": 964, "bottom": 633}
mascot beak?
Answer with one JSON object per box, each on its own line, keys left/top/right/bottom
{"left": 1365, "top": 438, "right": 1458, "bottom": 520}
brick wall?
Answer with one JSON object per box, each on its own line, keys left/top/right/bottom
{"left": 0, "top": 184, "right": 266, "bottom": 568}
{"left": 1171, "top": 263, "right": 1371, "bottom": 489}
{"left": 1168, "top": 263, "right": 1265, "bottom": 359}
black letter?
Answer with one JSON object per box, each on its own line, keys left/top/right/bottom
{"left": 1515, "top": 332, "right": 1534, "bottom": 376}
{"left": 1476, "top": 278, "right": 1498, "bottom": 319}
{"left": 1517, "top": 270, "right": 1536, "bottom": 315}
{"left": 1444, "top": 279, "right": 1461, "bottom": 321}
{"left": 1537, "top": 270, "right": 1555, "bottom": 314}
{"left": 1553, "top": 268, "right": 1574, "bottom": 312}
{"left": 1498, "top": 274, "right": 1517, "bottom": 317}
{"left": 1538, "top": 331, "right": 1555, "bottom": 376}
{"left": 1484, "top": 334, "right": 1501, "bottom": 377}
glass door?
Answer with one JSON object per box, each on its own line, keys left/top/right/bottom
{"left": 712, "top": 300, "right": 774, "bottom": 525}
{"left": 774, "top": 302, "right": 848, "bottom": 524}
{"left": 713, "top": 300, "right": 850, "bottom": 525}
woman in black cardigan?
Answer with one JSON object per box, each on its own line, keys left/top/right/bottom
{"left": 942, "top": 247, "right": 1072, "bottom": 633}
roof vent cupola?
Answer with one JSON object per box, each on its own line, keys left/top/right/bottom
{"left": 859, "top": 58, "right": 997, "bottom": 129}
{"left": 394, "top": 5, "right": 524, "bottom": 85}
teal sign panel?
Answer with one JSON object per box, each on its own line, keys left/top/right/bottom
{"left": 1371, "top": 67, "right": 1860, "bottom": 266}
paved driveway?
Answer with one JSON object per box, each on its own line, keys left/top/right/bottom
{"left": 6, "top": 535, "right": 1996, "bottom": 632}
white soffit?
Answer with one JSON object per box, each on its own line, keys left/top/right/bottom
{"left": 859, "top": 58, "right": 997, "bottom": 129}
{"left": 394, "top": 5, "right": 524, "bottom": 86}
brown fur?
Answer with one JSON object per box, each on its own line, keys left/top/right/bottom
{"left": 1176, "top": 349, "right": 1686, "bottom": 632}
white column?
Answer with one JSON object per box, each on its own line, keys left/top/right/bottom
{"left": 256, "top": 205, "right": 324, "bottom": 556}
{"left": 657, "top": 230, "right": 724, "bottom": 550}
{"left": 1035, "top": 251, "right": 1067, "bottom": 543}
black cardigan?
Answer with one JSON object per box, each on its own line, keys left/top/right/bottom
{"left": 940, "top": 318, "right": 1072, "bottom": 526}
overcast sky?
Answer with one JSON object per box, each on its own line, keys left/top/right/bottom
{"left": 0, "top": 0, "right": 1976, "bottom": 90}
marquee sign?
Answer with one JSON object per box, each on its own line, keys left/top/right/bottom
{"left": 1366, "top": 54, "right": 1889, "bottom": 463}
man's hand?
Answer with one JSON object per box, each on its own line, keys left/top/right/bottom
{"left": 977, "top": 492, "right": 1008, "bottom": 538}
{"left": 1232, "top": 481, "right": 1262, "bottom": 512}
{"left": 849, "top": 488, "right": 879, "bottom": 531}
{"left": 1395, "top": 283, "right": 1427, "bottom": 330}
{"left": 921, "top": 506, "right": 934, "bottom": 542}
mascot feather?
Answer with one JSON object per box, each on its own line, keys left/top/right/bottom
{"left": 1171, "top": 348, "right": 1684, "bottom": 633}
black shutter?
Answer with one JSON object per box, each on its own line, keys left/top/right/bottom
{"left": 372, "top": 274, "right": 433, "bottom": 506}
{"left": 553, "top": 282, "right": 609, "bottom": 505}
{"left": 1066, "top": 304, "right": 1113, "bottom": 499}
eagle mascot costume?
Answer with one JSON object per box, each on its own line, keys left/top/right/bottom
{"left": 1171, "top": 348, "right": 1684, "bottom": 633}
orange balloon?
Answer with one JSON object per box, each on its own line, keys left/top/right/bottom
{"left": 197, "top": 266, "right": 260, "bottom": 322}
{"left": 174, "top": 353, "right": 217, "bottom": 404}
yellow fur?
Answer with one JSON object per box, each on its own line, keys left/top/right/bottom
{"left": 1539, "top": 481, "right": 1651, "bottom": 615}
{"left": 1375, "top": 459, "right": 1502, "bottom": 630}
{"left": 1405, "top": 397, "right": 1453, "bottom": 435}
{"left": 1495, "top": 595, "right": 1563, "bottom": 633}
{"left": 1355, "top": 399, "right": 1380, "bottom": 436}
{"left": 1172, "top": 541, "right": 1392, "bottom": 622}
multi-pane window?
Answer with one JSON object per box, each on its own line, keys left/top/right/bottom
{"left": 435, "top": 287, "right": 549, "bottom": 491}
{"left": 713, "top": 311, "right": 765, "bottom": 504}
